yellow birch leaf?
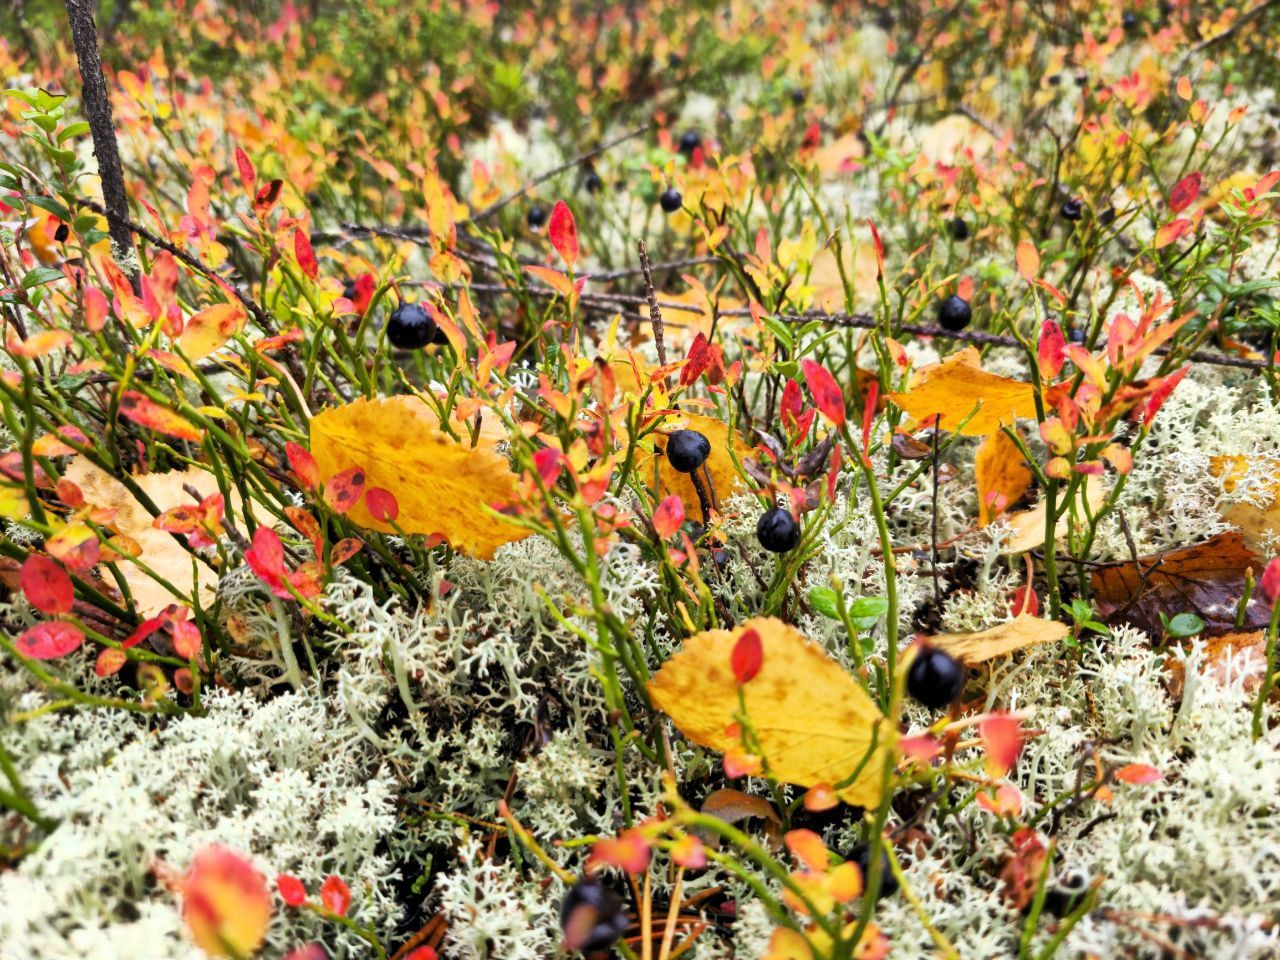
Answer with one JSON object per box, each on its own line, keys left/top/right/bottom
{"left": 636, "top": 412, "right": 749, "bottom": 517}
{"left": 648, "top": 617, "right": 895, "bottom": 809}
{"left": 63, "top": 459, "right": 233, "bottom": 617}
{"left": 924, "top": 614, "right": 1068, "bottom": 665}
{"left": 309, "top": 395, "right": 528, "bottom": 559}
{"left": 1210, "top": 454, "right": 1280, "bottom": 553}
{"left": 1015, "top": 240, "right": 1040, "bottom": 282}
{"left": 999, "top": 476, "right": 1106, "bottom": 554}
{"left": 975, "top": 429, "right": 1033, "bottom": 525}
{"left": 888, "top": 350, "right": 1036, "bottom": 436}
{"left": 178, "top": 303, "right": 244, "bottom": 359}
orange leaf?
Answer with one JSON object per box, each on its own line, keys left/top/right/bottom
{"left": 652, "top": 493, "right": 684, "bottom": 539}
{"left": 182, "top": 846, "right": 272, "bottom": 959}
{"left": 118, "top": 391, "right": 202, "bottom": 442}
{"left": 178, "top": 303, "right": 244, "bottom": 359}
{"left": 1015, "top": 239, "right": 1040, "bottom": 282}
{"left": 887, "top": 348, "right": 1035, "bottom": 436}
{"left": 1154, "top": 218, "right": 1192, "bottom": 249}
{"left": 974, "top": 429, "right": 1032, "bottom": 525}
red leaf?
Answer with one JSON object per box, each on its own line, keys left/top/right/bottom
{"left": 1114, "top": 763, "right": 1163, "bottom": 785}
{"left": 16, "top": 621, "right": 84, "bottom": 660}
{"left": 588, "top": 827, "right": 651, "bottom": 875}
{"left": 254, "top": 179, "right": 283, "bottom": 217}
{"left": 20, "top": 554, "right": 74, "bottom": 615}
{"left": 866, "top": 218, "right": 885, "bottom": 278}
{"left": 681, "top": 332, "right": 711, "bottom": 386}
{"left": 548, "top": 200, "right": 579, "bottom": 268}
{"left": 364, "top": 487, "right": 399, "bottom": 523}
{"left": 780, "top": 378, "right": 804, "bottom": 436}
{"left": 330, "top": 538, "right": 363, "bottom": 566}
{"left": 532, "top": 447, "right": 563, "bottom": 487}
{"left": 294, "top": 229, "right": 318, "bottom": 281}
{"left": 46, "top": 523, "right": 100, "bottom": 571}
{"left": 731, "top": 627, "right": 763, "bottom": 684}
{"left": 118, "top": 391, "right": 203, "bottom": 442}
{"left": 1008, "top": 585, "right": 1040, "bottom": 617}
{"left": 246, "top": 526, "right": 288, "bottom": 595}
{"left": 800, "top": 359, "right": 845, "bottom": 428}
{"left": 899, "top": 733, "right": 940, "bottom": 765}
{"left": 860, "top": 380, "right": 879, "bottom": 466}
{"left": 323, "top": 465, "right": 365, "bottom": 514}
{"left": 171, "top": 617, "right": 202, "bottom": 659}
{"left": 979, "top": 713, "right": 1024, "bottom": 778}
{"left": 285, "top": 441, "right": 320, "bottom": 491}
{"left": 1141, "top": 366, "right": 1189, "bottom": 426}
{"left": 1262, "top": 557, "right": 1280, "bottom": 605}
{"left": 1037, "top": 321, "right": 1066, "bottom": 381}
{"left": 285, "top": 507, "right": 323, "bottom": 556}
{"left": 234, "top": 147, "right": 256, "bottom": 192}
{"left": 653, "top": 494, "right": 685, "bottom": 539}
{"left": 277, "top": 874, "right": 308, "bottom": 906}
{"left": 95, "top": 647, "right": 128, "bottom": 676}
{"left": 1169, "top": 171, "right": 1202, "bottom": 213}
{"left": 320, "top": 875, "right": 351, "bottom": 916}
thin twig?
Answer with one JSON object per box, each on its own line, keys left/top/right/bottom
{"left": 637, "top": 240, "right": 668, "bottom": 367}
{"left": 470, "top": 124, "right": 650, "bottom": 223}
{"left": 1173, "top": 0, "right": 1280, "bottom": 77}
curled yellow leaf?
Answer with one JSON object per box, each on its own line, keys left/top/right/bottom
{"left": 889, "top": 348, "right": 1036, "bottom": 436}
{"left": 648, "top": 617, "right": 895, "bottom": 809}
{"left": 924, "top": 614, "right": 1068, "bottom": 665}
{"left": 309, "top": 395, "right": 528, "bottom": 559}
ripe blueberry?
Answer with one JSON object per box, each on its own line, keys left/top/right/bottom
{"left": 756, "top": 507, "right": 801, "bottom": 554}
{"left": 666, "top": 430, "right": 711, "bottom": 473}
{"left": 679, "top": 130, "right": 702, "bottom": 155}
{"left": 1060, "top": 198, "right": 1085, "bottom": 222}
{"left": 948, "top": 216, "right": 970, "bottom": 241}
{"left": 386, "top": 302, "right": 437, "bottom": 350}
{"left": 560, "top": 879, "right": 628, "bottom": 954}
{"left": 54, "top": 223, "right": 70, "bottom": 242}
{"left": 527, "top": 205, "right": 547, "bottom": 229}
{"left": 584, "top": 170, "right": 603, "bottom": 194}
{"left": 1122, "top": 10, "right": 1138, "bottom": 31}
{"left": 906, "top": 646, "right": 966, "bottom": 709}
{"left": 937, "top": 294, "right": 972, "bottom": 332}
{"left": 850, "top": 843, "right": 899, "bottom": 898}
{"left": 1099, "top": 207, "right": 1116, "bottom": 226}
{"left": 660, "top": 188, "right": 683, "bottom": 213}
{"left": 790, "top": 88, "right": 807, "bottom": 106}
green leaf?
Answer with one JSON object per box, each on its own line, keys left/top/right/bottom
{"left": 847, "top": 596, "right": 889, "bottom": 630}
{"left": 4, "top": 89, "right": 38, "bottom": 108}
{"left": 808, "top": 587, "right": 841, "bottom": 620}
{"left": 57, "top": 121, "right": 90, "bottom": 144}
{"left": 81, "top": 228, "right": 110, "bottom": 248}
{"left": 1164, "top": 612, "right": 1204, "bottom": 639}
{"left": 22, "top": 266, "right": 64, "bottom": 290}
{"left": 34, "top": 89, "right": 67, "bottom": 113}
{"left": 25, "top": 195, "right": 70, "bottom": 221}
{"left": 761, "top": 315, "right": 794, "bottom": 350}
{"left": 31, "top": 114, "right": 57, "bottom": 135}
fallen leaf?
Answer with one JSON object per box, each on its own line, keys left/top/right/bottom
{"left": 923, "top": 614, "right": 1068, "bottom": 665}
{"left": 1165, "top": 629, "right": 1274, "bottom": 700}
{"left": 1089, "top": 530, "right": 1271, "bottom": 636}
{"left": 309, "top": 395, "right": 528, "bottom": 559}
{"left": 887, "top": 349, "right": 1036, "bottom": 436}
{"left": 999, "top": 475, "right": 1106, "bottom": 554}
{"left": 974, "top": 429, "right": 1032, "bottom": 525}
{"left": 700, "top": 787, "right": 782, "bottom": 828}
{"left": 63, "top": 459, "right": 235, "bottom": 617}
{"left": 1211, "top": 454, "right": 1280, "bottom": 553}
{"left": 648, "top": 617, "right": 895, "bottom": 808}
{"left": 917, "top": 114, "right": 996, "bottom": 165}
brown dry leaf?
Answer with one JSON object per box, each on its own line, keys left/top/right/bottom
{"left": 648, "top": 617, "right": 895, "bottom": 808}
{"left": 888, "top": 348, "right": 1036, "bottom": 436}
{"left": 1089, "top": 530, "right": 1272, "bottom": 637}
{"left": 640, "top": 412, "right": 749, "bottom": 517}
{"left": 1000, "top": 476, "right": 1106, "bottom": 555}
{"left": 925, "top": 614, "right": 1068, "bottom": 665}
{"left": 309, "top": 395, "right": 528, "bottom": 560}
{"left": 1165, "top": 630, "right": 1271, "bottom": 701}
{"left": 64, "top": 459, "right": 233, "bottom": 617}
{"left": 1210, "top": 454, "right": 1280, "bottom": 553}
{"left": 975, "top": 429, "right": 1033, "bottom": 525}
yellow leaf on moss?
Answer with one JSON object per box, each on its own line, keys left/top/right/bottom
{"left": 637, "top": 412, "right": 749, "bottom": 517}
{"left": 648, "top": 617, "right": 895, "bottom": 809}
{"left": 888, "top": 349, "right": 1036, "bottom": 436}
{"left": 1210, "top": 454, "right": 1280, "bottom": 553}
{"left": 975, "top": 429, "right": 1033, "bottom": 525}
{"left": 924, "top": 614, "right": 1068, "bottom": 665}
{"left": 64, "top": 459, "right": 232, "bottom": 617}
{"left": 309, "top": 395, "right": 528, "bottom": 559}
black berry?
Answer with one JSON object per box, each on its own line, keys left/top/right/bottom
{"left": 386, "top": 302, "right": 437, "bottom": 350}
{"left": 906, "top": 646, "right": 966, "bottom": 709}
{"left": 850, "top": 843, "right": 899, "bottom": 898}
{"left": 660, "top": 188, "right": 683, "bottom": 213}
{"left": 1074, "top": 73, "right": 1088, "bottom": 87}
{"left": 790, "top": 88, "right": 807, "bottom": 106}
{"left": 666, "top": 430, "right": 711, "bottom": 473}
{"left": 679, "top": 130, "right": 702, "bottom": 155}
{"left": 560, "top": 879, "right": 628, "bottom": 954}
{"left": 584, "top": 170, "right": 603, "bottom": 194}
{"left": 1099, "top": 207, "right": 1116, "bottom": 226}
{"left": 527, "top": 205, "right": 547, "bottom": 229}
{"left": 1047, "top": 73, "right": 1062, "bottom": 87}
{"left": 948, "top": 217, "right": 970, "bottom": 241}
{"left": 1122, "top": 10, "right": 1138, "bottom": 31}
{"left": 756, "top": 507, "right": 801, "bottom": 553}
{"left": 937, "top": 295, "right": 972, "bottom": 332}
{"left": 1060, "top": 198, "right": 1085, "bottom": 222}
{"left": 54, "top": 223, "right": 70, "bottom": 242}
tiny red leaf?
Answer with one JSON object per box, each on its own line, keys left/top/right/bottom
{"left": 1169, "top": 171, "right": 1202, "bottom": 213}
{"left": 1114, "top": 763, "right": 1163, "bottom": 785}
{"left": 285, "top": 441, "right": 320, "bottom": 490}
{"left": 21, "top": 554, "right": 74, "bottom": 615}
{"left": 800, "top": 359, "right": 845, "bottom": 428}
{"left": 234, "top": 147, "right": 256, "bottom": 192}
{"left": 323, "top": 466, "right": 365, "bottom": 515}
{"left": 548, "top": 200, "right": 579, "bottom": 268}
{"left": 731, "top": 628, "right": 763, "bottom": 684}
{"left": 652, "top": 494, "right": 685, "bottom": 539}
{"left": 330, "top": 537, "right": 363, "bottom": 566}
{"left": 294, "top": 229, "right": 318, "bottom": 281}
{"left": 277, "top": 874, "right": 308, "bottom": 907}
{"left": 365, "top": 487, "right": 399, "bottom": 523}
{"left": 17, "top": 621, "right": 85, "bottom": 660}
{"left": 320, "top": 875, "right": 350, "bottom": 916}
